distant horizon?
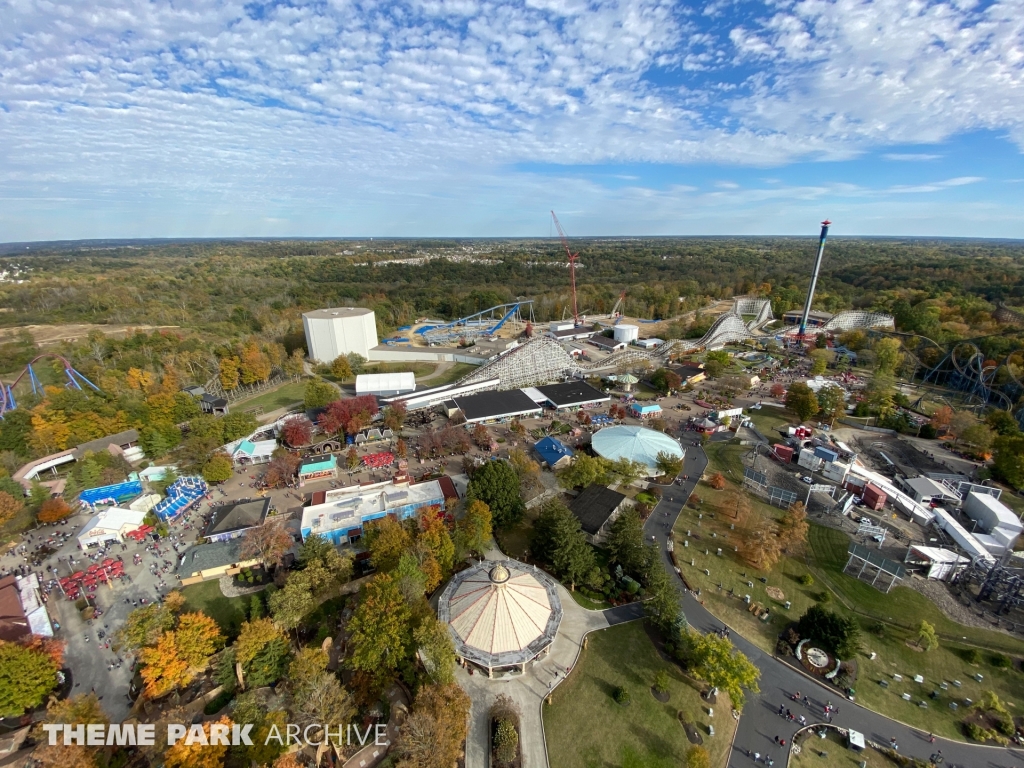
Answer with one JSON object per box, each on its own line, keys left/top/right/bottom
{"left": 4, "top": 232, "right": 1024, "bottom": 253}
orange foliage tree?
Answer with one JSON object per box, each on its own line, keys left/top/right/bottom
{"left": 38, "top": 498, "right": 72, "bottom": 523}
{"left": 164, "top": 716, "right": 232, "bottom": 768}
{"left": 0, "top": 492, "right": 24, "bottom": 526}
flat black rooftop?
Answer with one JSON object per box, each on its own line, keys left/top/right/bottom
{"left": 569, "top": 484, "right": 628, "bottom": 536}
{"left": 535, "top": 381, "right": 609, "bottom": 408}
{"left": 453, "top": 389, "right": 543, "bottom": 421}
{"left": 204, "top": 498, "right": 271, "bottom": 537}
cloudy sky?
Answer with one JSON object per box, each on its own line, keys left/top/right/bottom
{"left": 3, "top": 0, "right": 1024, "bottom": 240}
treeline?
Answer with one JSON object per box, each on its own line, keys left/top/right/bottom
{"left": 5, "top": 238, "right": 1024, "bottom": 344}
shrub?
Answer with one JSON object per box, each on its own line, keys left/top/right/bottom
{"left": 816, "top": 590, "right": 831, "bottom": 604}
{"left": 989, "top": 653, "right": 1011, "bottom": 669}
{"left": 613, "top": 686, "right": 632, "bottom": 705}
{"left": 798, "top": 574, "right": 814, "bottom": 587}
{"left": 962, "top": 648, "right": 981, "bottom": 664}
{"left": 686, "top": 745, "right": 711, "bottom": 768}
{"left": 653, "top": 670, "right": 670, "bottom": 694}
{"left": 994, "top": 715, "right": 1015, "bottom": 737}
{"left": 776, "top": 639, "right": 793, "bottom": 657}
{"left": 493, "top": 718, "right": 518, "bottom": 763}
{"left": 797, "top": 604, "right": 861, "bottom": 658}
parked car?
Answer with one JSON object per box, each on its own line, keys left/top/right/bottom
{"left": 800, "top": 476, "right": 813, "bottom": 484}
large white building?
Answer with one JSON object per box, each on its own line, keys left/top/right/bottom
{"left": 303, "top": 307, "right": 378, "bottom": 362}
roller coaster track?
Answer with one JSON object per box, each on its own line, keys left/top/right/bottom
{"left": 0, "top": 354, "right": 100, "bottom": 417}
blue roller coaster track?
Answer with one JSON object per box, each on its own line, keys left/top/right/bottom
{"left": 0, "top": 354, "right": 101, "bottom": 418}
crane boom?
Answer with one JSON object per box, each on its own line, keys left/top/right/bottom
{"left": 550, "top": 210, "right": 580, "bottom": 325}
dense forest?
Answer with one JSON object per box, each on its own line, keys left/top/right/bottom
{"left": 3, "top": 237, "right": 1024, "bottom": 338}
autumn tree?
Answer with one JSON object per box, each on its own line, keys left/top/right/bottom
{"left": 457, "top": 499, "right": 492, "bottom": 555}
{"left": 239, "top": 342, "right": 272, "bottom": 384}
{"left": 346, "top": 574, "right": 412, "bottom": 693}
{"left": 784, "top": 382, "right": 819, "bottom": 421}
{"left": 240, "top": 518, "right": 294, "bottom": 569}
{"left": 32, "top": 693, "right": 107, "bottom": 768}
{"left": 281, "top": 416, "right": 313, "bottom": 447}
{"left": 708, "top": 473, "right": 726, "bottom": 490}
{"left": 219, "top": 357, "right": 241, "bottom": 391}
{"left": 139, "top": 613, "right": 223, "bottom": 698}
{"left": 263, "top": 451, "right": 301, "bottom": 487}
{"left": 873, "top": 338, "right": 905, "bottom": 376}
{"left": 383, "top": 401, "right": 407, "bottom": 432}
{"left": 417, "top": 509, "right": 455, "bottom": 579}
{"left": 739, "top": 516, "right": 782, "bottom": 571}
{"left": 778, "top": 501, "right": 809, "bottom": 554}
{"left": 364, "top": 516, "right": 413, "bottom": 573}
{"left": 115, "top": 600, "right": 179, "bottom": 652}
{"left": 318, "top": 395, "right": 380, "bottom": 436}
{"left": 0, "top": 492, "right": 24, "bottom": 526}
{"left": 330, "top": 355, "right": 353, "bottom": 380}
{"left": 769, "top": 383, "right": 786, "bottom": 398}
{"left": 688, "top": 632, "right": 760, "bottom": 710}
{"left": 508, "top": 447, "right": 542, "bottom": 492}
{"left": 393, "top": 682, "right": 471, "bottom": 768}
{"left": 164, "top": 716, "right": 232, "bottom": 768}
{"left": 295, "top": 672, "right": 355, "bottom": 737}
{"left": 235, "top": 617, "right": 290, "bottom": 686}
{"left": 38, "top": 497, "right": 72, "bottom": 523}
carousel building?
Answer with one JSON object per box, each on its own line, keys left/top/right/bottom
{"left": 439, "top": 560, "right": 562, "bottom": 677}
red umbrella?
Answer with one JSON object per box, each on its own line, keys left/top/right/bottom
{"left": 103, "top": 558, "right": 116, "bottom": 566}
{"left": 72, "top": 571, "right": 85, "bottom": 580}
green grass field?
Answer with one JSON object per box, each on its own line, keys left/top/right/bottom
{"left": 235, "top": 380, "right": 307, "bottom": 414}
{"left": 181, "top": 580, "right": 256, "bottom": 639}
{"left": 544, "top": 621, "right": 734, "bottom": 768}
{"left": 429, "top": 361, "right": 478, "bottom": 385}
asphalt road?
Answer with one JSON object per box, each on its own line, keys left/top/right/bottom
{"left": 644, "top": 438, "right": 1023, "bottom": 768}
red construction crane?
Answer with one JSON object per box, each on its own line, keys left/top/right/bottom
{"left": 551, "top": 210, "right": 580, "bottom": 325}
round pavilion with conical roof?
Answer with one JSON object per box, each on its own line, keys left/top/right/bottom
{"left": 438, "top": 560, "right": 562, "bottom": 677}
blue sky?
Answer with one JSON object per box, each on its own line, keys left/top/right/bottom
{"left": 2, "top": 0, "right": 1024, "bottom": 240}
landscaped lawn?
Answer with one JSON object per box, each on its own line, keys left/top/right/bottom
{"left": 233, "top": 380, "right": 307, "bottom": 414}
{"left": 791, "top": 727, "right": 892, "bottom": 768}
{"left": 544, "top": 621, "right": 735, "bottom": 768}
{"left": 747, "top": 409, "right": 795, "bottom": 439}
{"left": 181, "top": 580, "right": 256, "bottom": 639}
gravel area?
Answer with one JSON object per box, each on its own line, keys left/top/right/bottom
{"left": 902, "top": 575, "right": 1015, "bottom": 636}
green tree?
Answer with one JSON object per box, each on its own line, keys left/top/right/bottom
{"left": 268, "top": 571, "right": 317, "bottom": 631}
{"left": 688, "top": 632, "right": 760, "bottom": 710}
{"left": 643, "top": 561, "right": 680, "bottom": 632}
{"left": 466, "top": 460, "right": 524, "bottom": 528}
{"left": 873, "top": 337, "right": 905, "bottom": 376}
{"left": 993, "top": 434, "right": 1024, "bottom": 488}
{"left": 961, "top": 423, "right": 995, "bottom": 454}
{"left": 172, "top": 391, "right": 202, "bottom": 422}
{"left": 986, "top": 409, "right": 1020, "bottom": 436}
{"left": 0, "top": 641, "right": 59, "bottom": 717}
{"left": 809, "top": 354, "right": 827, "bottom": 376}
{"left": 393, "top": 553, "right": 428, "bottom": 603}
{"left": 115, "top": 602, "right": 177, "bottom": 652}
{"left": 414, "top": 616, "right": 456, "bottom": 686}
{"left": 222, "top": 411, "right": 258, "bottom": 442}
{"left": 655, "top": 450, "right": 682, "bottom": 478}
{"left": 916, "top": 620, "right": 938, "bottom": 651}
{"left": 784, "top": 382, "right": 819, "bottom": 421}
{"left": 530, "top": 499, "right": 595, "bottom": 590}
{"left": 346, "top": 574, "right": 412, "bottom": 692}
{"left": 346, "top": 353, "right": 367, "bottom": 374}
{"left": 556, "top": 453, "right": 612, "bottom": 489}
{"left": 815, "top": 384, "right": 845, "bottom": 425}
{"left": 605, "top": 507, "right": 646, "bottom": 578}
{"left": 202, "top": 453, "right": 234, "bottom": 484}
{"left": 610, "top": 457, "right": 647, "bottom": 486}
{"left": 797, "top": 605, "right": 861, "bottom": 658}
{"left": 304, "top": 377, "right": 337, "bottom": 409}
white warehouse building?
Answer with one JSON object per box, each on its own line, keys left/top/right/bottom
{"left": 303, "top": 307, "right": 379, "bottom": 362}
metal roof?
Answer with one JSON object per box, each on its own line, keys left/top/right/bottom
{"left": 439, "top": 560, "right": 562, "bottom": 670}
{"left": 592, "top": 425, "right": 683, "bottom": 472}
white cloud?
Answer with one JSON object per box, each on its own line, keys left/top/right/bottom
{"left": 883, "top": 153, "right": 943, "bottom": 161}
{"left": 0, "top": 0, "right": 1023, "bottom": 238}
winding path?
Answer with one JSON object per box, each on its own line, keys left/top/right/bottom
{"left": 643, "top": 438, "right": 1023, "bottom": 768}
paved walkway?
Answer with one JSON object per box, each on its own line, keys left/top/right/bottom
{"left": 457, "top": 547, "right": 642, "bottom": 768}
{"left": 643, "top": 439, "right": 1023, "bottom": 768}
